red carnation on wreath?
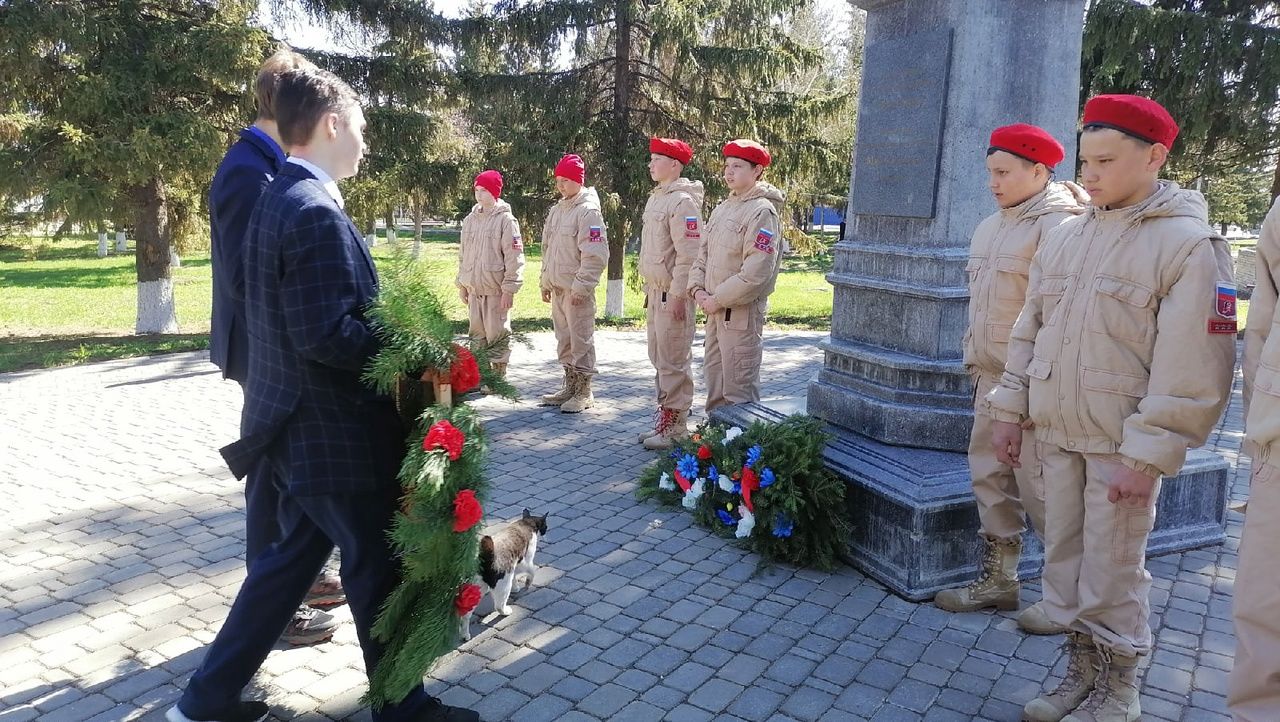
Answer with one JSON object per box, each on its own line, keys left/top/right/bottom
{"left": 697, "top": 445, "right": 712, "bottom": 460}
{"left": 454, "top": 583, "right": 483, "bottom": 615}
{"left": 450, "top": 344, "right": 481, "bottom": 394}
{"left": 423, "top": 419, "right": 465, "bottom": 461}
{"left": 741, "top": 466, "right": 760, "bottom": 512}
{"left": 452, "top": 489, "right": 483, "bottom": 532}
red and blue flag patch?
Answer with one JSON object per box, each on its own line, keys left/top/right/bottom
{"left": 754, "top": 228, "right": 775, "bottom": 254}
{"left": 1216, "top": 283, "right": 1237, "bottom": 319}
{"left": 589, "top": 226, "right": 603, "bottom": 243}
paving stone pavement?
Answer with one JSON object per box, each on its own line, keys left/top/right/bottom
{"left": 0, "top": 330, "right": 1248, "bottom": 722}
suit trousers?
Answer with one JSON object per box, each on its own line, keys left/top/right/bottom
{"left": 179, "top": 453, "right": 429, "bottom": 720}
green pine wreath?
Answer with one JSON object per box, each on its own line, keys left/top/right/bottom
{"left": 637, "top": 415, "right": 850, "bottom": 570}
{"left": 360, "top": 256, "right": 514, "bottom": 708}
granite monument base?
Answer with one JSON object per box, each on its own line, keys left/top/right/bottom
{"left": 712, "top": 401, "right": 1230, "bottom": 601}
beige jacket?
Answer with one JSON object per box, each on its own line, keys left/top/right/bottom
{"left": 1244, "top": 197, "right": 1280, "bottom": 461}
{"left": 456, "top": 200, "right": 524, "bottom": 296}
{"left": 640, "top": 178, "right": 705, "bottom": 298}
{"left": 687, "top": 181, "right": 785, "bottom": 309}
{"left": 539, "top": 187, "right": 609, "bottom": 296}
{"left": 965, "top": 181, "right": 1089, "bottom": 374}
{"left": 985, "top": 181, "right": 1236, "bottom": 478}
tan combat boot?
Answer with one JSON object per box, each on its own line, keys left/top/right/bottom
{"left": 639, "top": 407, "right": 670, "bottom": 443}
{"left": 1018, "top": 600, "right": 1067, "bottom": 635}
{"left": 560, "top": 372, "right": 594, "bottom": 414}
{"left": 934, "top": 535, "right": 1020, "bottom": 612}
{"left": 481, "top": 362, "right": 507, "bottom": 394}
{"left": 644, "top": 409, "right": 689, "bottom": 450}
{"left": 539, "top": 366, "right": 575, "bottom": 406}
{"left": 1062, "top": 646, "right": 1140, "bottom": 722}
{"left": 1023, "top": 632, "right": 1101, "bottom": 722}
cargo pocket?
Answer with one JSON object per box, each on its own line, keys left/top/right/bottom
{"left": 1112, "top": 504, "right": 1155, "bottom": 565}
{"left": 994, "top": 256, "right": 1032, "bottom": 301}
{"left": 966, "top": 257, "right": 984, "bottom": 284}
{"left": 1039, "top": 276, "right": 1070, "bottom": 326}
{"left": 731, "top": 343, "right": 762, "bottom": 388}
{"left": 987, "top": 323, "right": 1012, "bottom": 344}
{"left": 1080, "top": 367, "right": 1148, "bottom": 397}
{"left": 1091, "top": 276, "right": 1156, "bottom": 344}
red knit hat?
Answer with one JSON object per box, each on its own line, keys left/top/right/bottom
{"left": 650, "top": 137, "right": 693, "bottom": 165}
{"left": 554, "top": 154, "right": 586, "bottom": 184}
{"left": 723, "top": 139, "right": 771, "bottom": 168}
{"left": 1082, "top": 94, "right": 1179, "bottom": 149}
{"left": 988, "top": 124, "right": 1065, "bottom": 168}
{"left": 474, "top": 170, "right": 503, "bottom": 199}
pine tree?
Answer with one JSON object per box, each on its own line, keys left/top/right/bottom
{"left": 454, "top": 0, "right": 853, "bottom": 316}
{"left": 310, "top": 40, "right": 471, "bottom": 257}
{"left": 1081, "top": 0, "right": 1280, "bottom": 194}
{"left": 0, "top": 0, "right": 269, "bottom": 332}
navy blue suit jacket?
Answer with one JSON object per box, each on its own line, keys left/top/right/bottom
{"left": 209, "top": 129, "right": 284, "bottom": 383}
{"left": 221, "top": 162, "right": 404, "bottom": 496}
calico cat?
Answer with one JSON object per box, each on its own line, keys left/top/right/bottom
{"left": 460, "top": 509, "right": 549, "bottom": 641}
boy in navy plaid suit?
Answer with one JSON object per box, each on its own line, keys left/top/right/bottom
{"left": 207, "top": 45, "right": 345, "bottom": 647}
{"left": 168, "top": 68, "right": 479, "bottom": 722}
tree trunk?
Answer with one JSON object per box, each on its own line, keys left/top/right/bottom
{"left": 115, "top": 229, "right": 128, "bottom": 252}
{"left": 413, "top": 196, "right": 424, "bottom": 260}
{"left": 384, "top": 209, "right": 395, "bottom": 246}
{"left": 605, "top": 0, "right": 633, "bottom": 319}
{"left": 97, "top": 222, "right": 108, "bottom": 258}
{"left": 367, "top": 217, "right": 377, "bottom": 248}
{"left": 131, "top": 177, "right": 179, "bottom": 334}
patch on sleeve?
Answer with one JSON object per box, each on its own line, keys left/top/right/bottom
{"left": 1208, "top": 319, "right": 1238, "bottom": 334}
{"left": 512, "top": 234, "right": 523, "bottom": 250}
{"left": 753, "top": 228, "right": 775, "bottom": 254}
{"left": 589, "top": 226, "right": 603, "bottom": 243}
{"left": 684, "top": 217, "right": 700, "bottom": 239}
{"left": 1216, "top": 283, "right": 1237, "bottom": 319}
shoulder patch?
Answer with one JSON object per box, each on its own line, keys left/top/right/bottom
{"left": 589, "top": 226, "right": 603, "bottom": 243}
{"left": 512, "top": 233, "right": 523, "bottom": 250}
{"left": 754, "top": 228, "right": 775, "bottom": 254}
{"left": 1216, "top": 283, "right": 1237, "bottom": 320}
{"left": 684, "top": 217, "right": 700, "bottom": 239}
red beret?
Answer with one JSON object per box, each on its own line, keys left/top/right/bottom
{"left": 1083, "top": 94, "right": 1179, "bottom": 149}
{"left": 650, "top": 137, "right": 693, "bottom": 165}
{"left": 554, "top": 154, "right": 585, "bottom": 184}
{"left": 988, "top": 123, "right": 1065, "bottom": 168}
{"left": 474, "top": 170, "right": 503, "bottom": 199}
{"left": 722, "top": 139, "right": 771, "bottom": 168}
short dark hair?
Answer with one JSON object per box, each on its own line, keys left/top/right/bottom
{"left": 254, "top": 46, "right": 314, "bottom": 121}
{"left": 274, "top": 68, "right": 360, "bottom": 147}
{"left": 1082, "top": 123, "right": 1155, "bottom": 147}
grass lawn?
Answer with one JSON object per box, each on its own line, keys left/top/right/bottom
{"left": 0, "top": 229, "right": 835, "bottom": 372}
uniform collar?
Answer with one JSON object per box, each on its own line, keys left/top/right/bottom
{"left": 999, "top": 185, "right": 1049, "bottom": 219}
{"left": 245, "top": 125, "right": 286, "bottom": 169}
{"left": 286, "top": 157, "right": 344, "bottom": 209}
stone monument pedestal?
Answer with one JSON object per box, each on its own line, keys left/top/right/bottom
{"left": 713, "top": 402, "right": 1230, "bottom": 600}
{"left": 754, "top": 0, "right": 1229, "bottom": 603}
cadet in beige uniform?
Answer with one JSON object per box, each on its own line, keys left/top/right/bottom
{"left": 637, "top": 137, "right": 704, "bottom": 449}
{"left": 538, "top": 153, "right": 608, "bottom": 413}
{"left": 935, "top": 124, "right": 1087, "bottom": 635}
{"left": 986, "top": 96, "right": 1236, "bottom": 722}
{"left": 457, "top": 170, "right": 524, "bottom": 378}
{"left": 688, "top": 139, "right": 784, "bottom": 412}
{"left": 1231, "top": 196, "right": 1280, "bottom": 721}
